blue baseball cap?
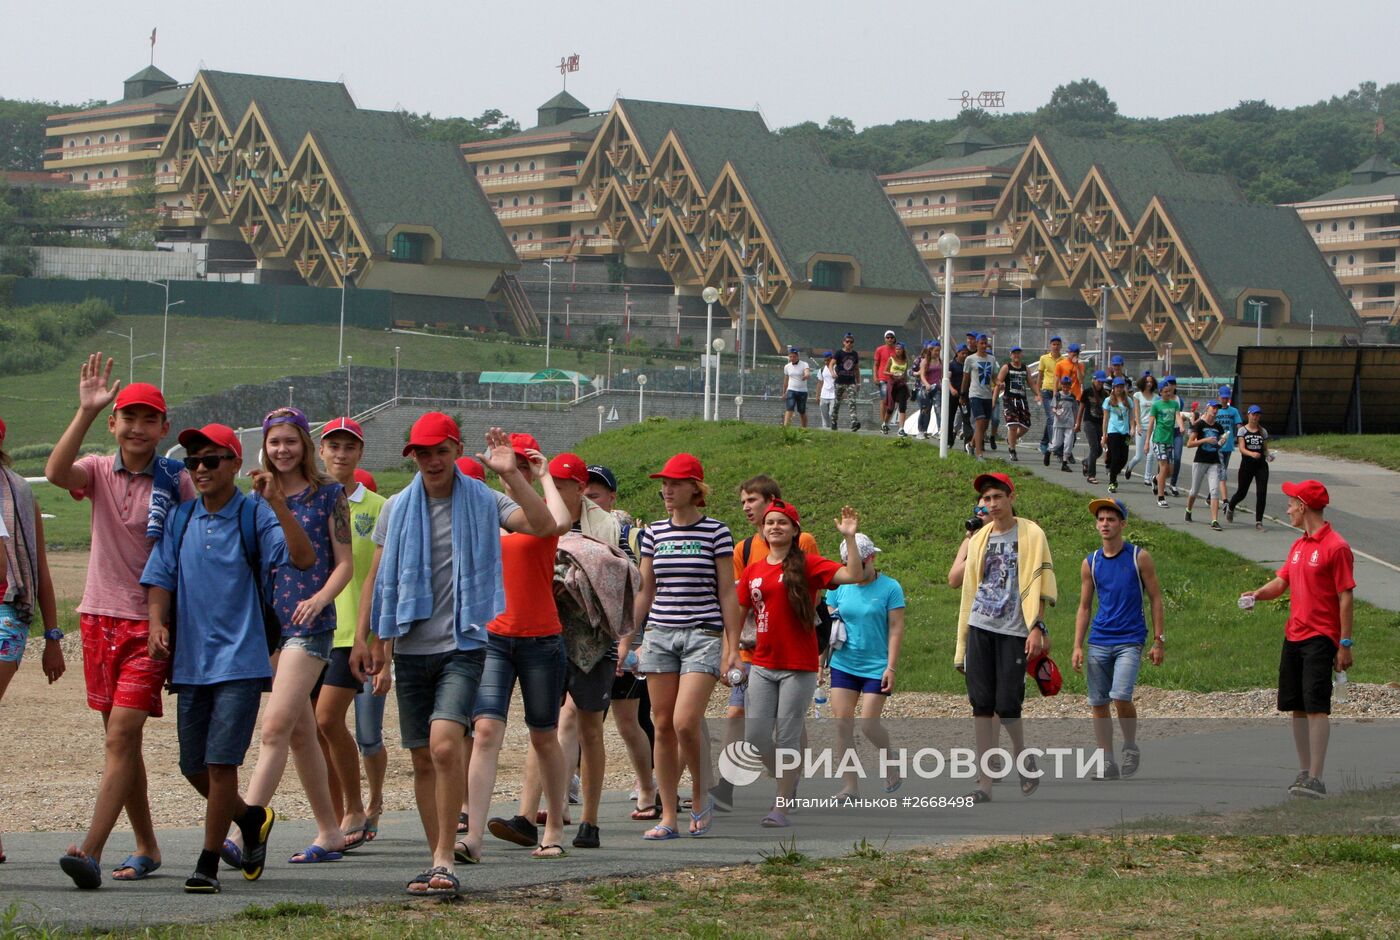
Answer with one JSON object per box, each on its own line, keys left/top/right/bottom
{"left": 1010, "top": 345, "right": 1022, "bottom": 352}
{"left": 1050, "top": 335, "right": 1062, "bottom": 343}
{"left": 957, "top": 343, "right": 969, "bottom": 352}
{"left": 788, "top": 345, "right": 800, "bottom": 353}
{"left": 1068, "top": 343, "right": 1081, "bottom": 353}
{"left": 586, "top": 465, "right": 618, "bottom": 491}
{"left": 1111, "top": 355, "right": 1124, "bottom": 365}
{"left": 1218, "top": 385, "right": 1233, "bottom": 398}
{"left": 823, "top": 349, "right": 834, "bottom": 358}
{"left": 1161, "top": 375, "right": 1177, "bottom": 385}
{"left": 1093, "top": 370, "right": 1107, "bottom": 381}
{"left": 1247, "top": 405, "right": 1262, "bottom": 414}
{"left": 925, "top": 339, "right": 939, "bottom": 347}
{"left": 966, "top": 331, "right": 978, "bottom": 337}
{"left": 976, "top": 333, "right": 989, "bottom": 341}
{"left": 1060, "top": 375, "right": 1073, "bottom": 384}
{"left": 1089, "top": 497, "right": 1128, "bottom": 520}
{"left": 1112, "top": 376, "right": 1127, "bottom": 386}
{"left": 843, "top": 332, "right": 854, "bottom": 339}
{"left": 1207, "top": 400, "right": 1220, "bottom": 409}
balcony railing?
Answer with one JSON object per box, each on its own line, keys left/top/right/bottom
{"left": 896, "top": 197, "right": 999, "bottom": 220}
{"left": 916, "top": 232, "right": 1014, "bottom": 253}
{"left": 1334, "top": 262, "right": 1400, "bottom": 278}
{"left": 1313, "top": 227, "right": 1400, "bottom": 246}
{"left": 46, "top": 136, "right": 164, "bottom": 160}
{"left": 476, "top": 165, "right": 581, "bottom": 188}
{"left": 495, "top": 199, "right": 594, "bottom": 220}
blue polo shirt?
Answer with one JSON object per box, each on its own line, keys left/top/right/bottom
{"left": 141, "top": 489, "right": 289, "bottom": 687}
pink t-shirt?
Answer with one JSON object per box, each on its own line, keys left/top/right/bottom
{"left": 71, "top": 453, "right": 196, "bottom": 620}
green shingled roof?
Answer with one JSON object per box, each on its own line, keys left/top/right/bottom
{"left": 486, "top": 111, "right": 605, "bottom": 144}
{"left": 1159, "top": 197, "right": 1359, "bottom": 330}
{"left": 312, "top": 130, "right": 518, "bottom": 268}
{"left": 1308, "top": 159, "right": 1400, "bottom": 202}
{"left": 898, "top": 143, "right": 1026, "bottom": 175}
{"left": 732, "top": 143, "right": 935, "bottom": 295}
{"left": 200, "top": 71, "right": 359, "bottom": 160}
{"left": 539, "top": 90, "right": 587, "bottom": 113}
{"left": 125, "top": 65, "right": 177, "bottom": 86}
{"left": 617, "top": 99, "right": 774, "bottom": 189}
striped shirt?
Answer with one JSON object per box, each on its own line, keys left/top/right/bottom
{"left": 640, "top": 516, "right": 733, "bottom": 629}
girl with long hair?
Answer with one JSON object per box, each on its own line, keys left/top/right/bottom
{"left": 1227, "top": 406, "right": 1272, "bottom": 530}
{"left": 887, "top": 343, "right": 912, "bottom": 437}
{"left": 1103, "top": 378, "right": 1137, "bottom": 492}
{"left": 1124, "top": 374, "right": 1158, "bottom": 486}
{"left": 225, "top": 407, "right": 353, "bottom": 868}
{"left": 738, "top": 500, "right": 864, "bottom": 827}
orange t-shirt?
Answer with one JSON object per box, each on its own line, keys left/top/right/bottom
{"left": 1054, "top": 357, "right": 1083, "bottom": 400}
{"left": 733, "top": 530, "right": 820, "bottom": 663}
{"left": 487, "top": 532, "right": 561, "bottom": 637}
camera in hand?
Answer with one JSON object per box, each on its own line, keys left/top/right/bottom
{"left": 965, "top": 505, "right": 990, "bottom": 533}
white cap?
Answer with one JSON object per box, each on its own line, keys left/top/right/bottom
{"left": 840, "top": 533, "right": 882, "bottom": 562}
{"left": 884, "top": 330, "right": 896, "bottom": 338}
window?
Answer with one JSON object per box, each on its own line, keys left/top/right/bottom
{"left": 1348, "top": 254, "right": 1355, "bottom": 265}
{"left": 527, "top": 196, "right": 534, "bottom": 206}
{"left": 921, "top": 231, "right": 929, "bottom": 240}
{"left": 67, "top": 139, "right": 74, "bottom": 148}
{"left": 98, "top": 135, "right": 105, "bottom": 144}
{"left": 512, "top": 197, "right": 519, "bottom": 207}
{"left": 1330, "top": 256, "right": 1337, "bottom": 265}
{"left": 529, "top": 161, "right": 536, "bottom": 170}
{"left": 593, "top": 226, "right": 600, "bottom": 235}
{"left": 498, "top": 163, "right": 505, "bottom": 173}
{"left": 994, "top": 226, "right": 1001, "bottom": 234}
{"left": 113, "top": 133, "right": 120, "bottom": 143}
{"left": 889, "top": 199, "right": 895, "bottom": 207}
{"left": 513, "top": 162, "right": 520, "bottom": 172}
{"left": 391, "top": 232, "right": 428, "bottom": 262}
{"left": 1347, "top": 288, "right": 1354, "bottom": 298}
{"left": 96, "top": 170, "right": 103, "bottom": 179}
{"left": 112, "top": 169, "right": 119, "bottom": 178}
{"left": 84, "top": 137, "right": 91, "bottom": 146}
{"left": 938, "top": 195, "right": 946, "bottom": 204}
{"left": 511, "top": 233, "right": 518, "bottom": 242}
{"left": 1331, "top": 222, "right": 1338, "bottom": 232}
{"left": 922, "top": 197, "right": 930, "bottom": 206}
{"left": 905, "top": 198, "right": 913, "bottom": 207}
{"left": 496, "top": 198, "right": 503, "bottom": 208}
{"left": 482, "top": 165, "right": 489, "bottom": 175}
{"left": 1314, "top": 223, "right": 1321, "bottom": 233}
{"left": 811, "top": 260, "right": 848, "bottom": 291}
{"left": 68, "top": 173, "right": 74, "bottom": 181}
{"left": 993, "top": 261, "right": 1001, "bottom": 269}
{"left": 162, "top": 162, "right": 170, "bottom": 172}
{"left": 1348, "top": 220, "right": 1356, "bottom": 231}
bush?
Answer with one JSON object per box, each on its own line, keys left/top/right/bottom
{"left": 0, "top": 274, "right": 17, "bottom": 306}
{"left": 0, "top": 298, "right": 114, "bottom": 375}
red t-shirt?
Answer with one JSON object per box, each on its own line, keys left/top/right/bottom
{"left": 488, "top": 532, "right": 562, "bottom": 637}
{"left": 1277, "top": 522, "right": 1355, "bottom": 644}
{"left": 873, "top": 344, "right": 896, "bottom": 383}
{"left": 739, "top": 553, "right": 842, "bottom": 672}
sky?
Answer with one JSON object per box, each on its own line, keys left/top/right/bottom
{"left": 3, "top": 0, "right": 1396, "bottom": 130}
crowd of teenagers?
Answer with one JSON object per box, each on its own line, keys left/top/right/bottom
{"left": 788, "top": 332, "right": 1278, "bottom": 529}
{"left": 0, "top": 350, "right": 1355, "bottom": 898}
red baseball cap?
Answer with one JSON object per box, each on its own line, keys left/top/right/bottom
{"left": 456, "top": 456, "right": 486, "bottom": 481}
{"left": 762, "top": 499, "right": 801, "bottom": 528}
{"left": 353, "top": 467, "right": 378, "bottom": 493}
{"left": 0, "top": 417, "right": 6, "bottom": 442}
{"left": 402, "top": 412, "right": 460, "bottom": 457}
{"left": 973, "top": 472, "right": 1015, "bottom": 496}
{"left": 177, "top": 423, "right": 243, "bottom": 461}
{"left": 320, "top": 416, "right": 365, "bottom": 442}
{"left": 510, "top": 432, "right": 542, "bottom": 459}
{"left": 649, "top": 453, "right": 705, "bottom": 482}
{"left": 114, "top": 382, "right": 167, "bottom": 415}
{"left": 1281, "top": 479, "right": 1329, "bottom": 511}
{"left": 1027, "top": 653, "right": 1063, "bottom": 696}
{"left": 548, "top": 452, "right": 588, "bottom": 484}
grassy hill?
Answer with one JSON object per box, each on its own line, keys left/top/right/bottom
{"left": 0, "top": 313, "right": 653, "bottom": 450}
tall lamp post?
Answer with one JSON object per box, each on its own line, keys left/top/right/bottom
{"left": 1247, "top": 299, "right": 1267, "bottom": 348}
{"left": 606, "top": 336, "right": 614, "bottom": 390}
{"left": 331, "top": 250, "right": 354, "bottom": 366}
{"left": 393, "top": 345, "right": 401, "bottom": 399}
{"left": 345, "top": 355, "right": 353, "bottom": 415}
{"left": 144, "top": 279, "right": 184, "bottom": 393}
{"left": 711, "top": 337, "right": 725, "bottom": 421}
{"left": 637, "top": 373, "right": 647, "bottom": 422}
{"left": 541, "top": 260, "right": 555, "bottom": 367}
{"left": 936, "top": 233, "right": 961, "bottom": 458}
{"left": 105, "top": 328, "right": 156, "bottom": 383}
{"left": 701, "top": 286, "right": 720, "bottom": 420}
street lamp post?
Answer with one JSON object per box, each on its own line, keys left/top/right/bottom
{"left": 606, "top": 337, "right": 614, "bottom": 390}
{"left": 1017, "top": 280, "right": 1027, "bottom": 349}
{"left": 393, "top": 345, "right": 401, "bottom": 399}
{"left": 1247, "top": 299, "right": 1267, "bottom": 347}
{"left": 701, "top": 286, "right": 720, "bottom": 420}
{"left": 1100, "top": 283, "right": 1112, "bottom": 367}
{"left": 565, "top": 297, "right": 572, "bottom": 340}
{"left": 345, "top": 355, "right": 352, "bottom": 415}
{"left": 637, "top": 373, "right": 647, "bottom": 422}
{"left": 145, "top": 279, "right": 183, "bottom": 393}
{"left": 936, "top": 233, "right": 961, "bottom": 458}
{"left": 597, "top": 404, "right": 605, "bottom": 433}
{"left": 542, "top": 261, "right": 554, "bottom": 367}
{"left": 331, "top": 250, "right": 354, "bottom": 366}
{"left": 104, "top": 328, "right": 153, "bottom": 382}
{"left": 288, "top": 385, "right": 294, "bottom": 406}
{"left": 711, "top": 338, "right": 725, "bottom": 421}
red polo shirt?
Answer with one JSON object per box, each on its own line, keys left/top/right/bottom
{"left": 1277, "top": 522, "right": 1355, "bottom": 644}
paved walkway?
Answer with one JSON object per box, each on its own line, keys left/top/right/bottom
{"left": 2, "top": 721, "right": 1395, "bottom": 929}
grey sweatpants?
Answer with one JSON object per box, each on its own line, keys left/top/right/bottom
{"left": 744, "top": 664, "right": 818, "bottom": 777}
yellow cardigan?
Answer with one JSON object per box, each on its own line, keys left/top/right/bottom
{"left": 955, "top": 517, "right": 1057, "bottom": 668}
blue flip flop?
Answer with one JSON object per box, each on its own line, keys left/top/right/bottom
{"left": 112, "top": 854, "right": 161, "bottom": 881}
{"left": 288, "top": 844, "right": 343, "bottom": 864}
{"left": 59, "top": 853, "right": 102, "bottom": 890}
{"left": 641, "top": 824, "right": 679, "bottom": 841}
{"left": 219, "top": 839, "right": 243, "bottom": 870}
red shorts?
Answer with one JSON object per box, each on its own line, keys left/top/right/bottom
{"left": 80, "top": 614, "right": 168, "bottom": 717}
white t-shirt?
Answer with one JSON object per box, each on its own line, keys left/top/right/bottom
{"left": 784, "top": 360, "right": 811, "bottom": 394}
{"left": 819, "top": 364, "right": 837, "bottom": 400}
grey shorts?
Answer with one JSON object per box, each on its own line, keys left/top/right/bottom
{"left": 279, "top": 630, "right": 334, "bottom": 664}
{"left": 639, "top": 625, "right": 723, "bottom": 677}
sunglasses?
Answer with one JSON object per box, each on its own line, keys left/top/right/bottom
{"left": 183, "top": 454, "right": 239, "bottom": 471}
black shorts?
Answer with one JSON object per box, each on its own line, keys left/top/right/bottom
{"left": 1278, "top": 636, "right": 1337, "bottom": 714}
{"left": 1003, "top": 396, "right": 1031, "bottom": 429}
{"left": 964, "top": 625, "right": 1028, "bottom": 722}
{"left": 611, "top": 670, "right": 647, "bottom": 701}
{"left": 318, "top": 647, "right": 361, "bottom": 692}
{"left": 567, "top": 651, "right": 618, "bottom": 713}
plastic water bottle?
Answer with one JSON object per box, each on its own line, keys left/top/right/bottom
{"left": 1334, "top": 670, "right": 1349, "bottom": 704}
{"left": 812, "top": 682, "right": 829, "bottom": 722}
{"left": 623, "top": 650, "right": 638, "bottom": 672}
{"left": 1237, "top": 595, "right": 1256, "bottom": 611}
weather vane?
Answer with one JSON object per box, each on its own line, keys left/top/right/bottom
{"left": 948, "top": 91, "right": 1006, "bottom": 110}
{"left": 558, "top": 53, "right": 580, "bottom": 90}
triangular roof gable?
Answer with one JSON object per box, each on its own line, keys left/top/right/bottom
{"left": 157, "top": 72, "right": 231, "bottom": 160}
{"left": 992, "top": 134, "right": 1079, "bottom": 220}
{"left": 708, "top": 161, "right": 796, "bottom": 285}
{"left": 1127, "top": 275, "right": 1211, "bottom": 376}
{"left": 650, "top": 130, "right": 707, "bottom": 201}
{"left": 284, "top": 134, "right": 374, "bottom": 266}
{"left": 577, "top": 102, "right": 650, "bottom": 189}
{"left": 1071, "top": 166, "right": 1135, "bottom": 238}
{"left": 647, "top": 208, "right": 705, "bottom": 279}
{"left": 1133, "top": 196, "right": 1228, "bottom": 322}
{"left": 230, "top": 102, "right": 292, "bottom": 170}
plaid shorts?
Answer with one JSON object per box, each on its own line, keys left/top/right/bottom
{"left": 80, "top": 614, "right": 168, "bottom": 717}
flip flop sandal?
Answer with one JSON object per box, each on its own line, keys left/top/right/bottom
{"left": 455, "top": 812, "right": 469, "bottom": 835}
{"left": 1020, "top": 755, "right": 1041, "bottom": 796}
{"left": 288, "top": 844, "right": 343, "bottom": 864}
{"left": 968, "top": 789, "right": 992, "bottom": 804}
{"left": 112, "top": 854, "right": 161, "bottom": 881}
{"left": 406, "top": 868, "right": 435, "bottom": 896}
{"left": 641, "top": 824, "right": 679, "bottom": 841}
{"left": 242, "top": 806, "right": 276, "bottom": 881}
{"left": 531, "top": 843, "right": 567, "bottom": 859}
{"left": 60, "top": 853, "right": 103, "bottom": 890}
{"left": 422, "top": 865, "right": 460, "bottom": 898}
{"left": 689, "top": 798, "right": 716, "bottom": 837}
{"left": 341, "top": 827, "right": 369, "bottom": 853}
{"left": 366, "top": 812, "right": 382, "bottom": 842}
{"left": 219, "top": 839, "right": 243, "bottom": 870}
{"left": 760, "top": 809, "right": 791, "bottom": 828}
{"left": 183, "top": 871, "right": 220, "bottom": 894}
{"left": 630, "top": 800, "right": 663, "bottom": 821}
{"left": 453, "top": 840, "right": 480, "bottom": 865}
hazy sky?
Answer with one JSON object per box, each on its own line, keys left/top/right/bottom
{"left": 3, "top": 0, "right": 1395, "bottom": 130}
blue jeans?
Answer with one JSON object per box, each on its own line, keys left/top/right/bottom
{"left": 472, "top": 632, "right": 567, "bottom": 729}
{"left": 176, "top": 678, "right": 264, "bottom": 777}
{"left": 394, "top": 648, "right": 487, "bottom": 749}
{"left": 916, "top": 385, "right": 939, "bottom": 435}
{"left": 1170, "top": 431, "right": 1185, "bottom": 487}
{"left": 1086, "top": 643, "right": 1144, "bottom": 707}
{"left": 1039, "top": 390, "right": 1054, "bottom": 446}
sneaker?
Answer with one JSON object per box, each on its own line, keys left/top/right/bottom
{"left": 1060, "top": 462, "right": 1071, "bottom": 472}
{"left": 1226, "top": 504, "right": 1235, "bottom": 523}
{"left": 1211, "top": 520, "right": 1222, "bottom": 531}
{"left": 1094, "top": 761, "right": 1121, "bottom": 781}
{"left": 965, "top": 441, "right": 975, "bottom": 455}
{"left": 1108, "top": 482, "right": 1118, "bottom": 493}
{"left": 571, "top": 822, "right": 600, "bottom": 849}
{"left": 487, "top": 814, "right": 539, "bottom": 847}
{"left": 709, "top": 778, "right": 735, "bottom": 812}
{"left": 1169, "top": 485, "right": 1181, "bottom": 498}
{"left": 1120, "top": 745, "right": 1141, "bottom": 779}
{"left": 1289, "top": 770, "right": 1310, "bottom": 790}
{"left": 988, "top": 437, "right": 998, "bottom": 451}
{"left": 1009, "top": 448, "right": 1018, "bottom": 462}
{"left": 1039, "top": 442, "right": 1049, "bottom": 455}
{"left": 1184, "top": 510, "right": 1192, "bottom": 523}
{"left": 1043, "top": 451, "right": 1051, "bottom": 467}
{"left": 897, "top": 429, "right": 909, "bottom": 438}
{"left": 1068, "top": 455, "right": 1078, "bottom": 465}
{"left": 1289, "top": 776, "right": 1326, "bottom": 799}
{"left": 1142, "top": 476, "right": 1152, "bottom": 486}
{"left": 568, "top": 773, "right": 581, "bottom": 805}
{"left": 881, "top": 422, "right": 889, "bottom": 435}
{"left": 851, "top": 421, "right": 861, "bottom": 432}
{"left": 1157, "top": 498, "right": 1169, "bottom": 508}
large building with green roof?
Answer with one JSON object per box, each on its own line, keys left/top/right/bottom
{"left": 150, "top": 69, "right": 518, "bottom": 317}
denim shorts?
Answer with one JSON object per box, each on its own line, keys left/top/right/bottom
{"left": 1085, "top": 643, "right": 1144, "bottom": 706}
{"left": 785, "top": 390, "right": 808, "bottom": 414}
{"left": 176, "top": 678, "right": 264, "bottom": 777}
{"left": 639, "top": 625, "right": 723, "bottom": 677}
{"left": 472, "top": 632, "right": 567, "bottom": 730}
{"left": 0, "top": 603, "right": 28, "bottom": 664}
{"left": 394, "top": 648, "right": 487, "bottom": 749}
{"left": 354, "top": 677, "right": 387, "bottom": 757}
{"left": 830, "top": 665, "right": 889, "bottom": 696}
{"left": 280, "top": 630, "right": 334, "bottom": 664}
{"left": 969, "top": 397, "right": 994, "bottom": 422}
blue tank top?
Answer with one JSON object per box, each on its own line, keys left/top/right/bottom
{"left": 1087, "top": 543, "right": 1147, "bottom": 645}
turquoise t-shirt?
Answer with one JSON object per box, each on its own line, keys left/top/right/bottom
{"left": 1106, "top": 400, "right": 1132, "bottom": 436}
{"left": 1216, "top": 406, "right": 1242, "bottom": 453}
{"left": 827, "top": 574, "right": 906, "bottom": 680}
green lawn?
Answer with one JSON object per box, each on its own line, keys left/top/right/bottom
{"left": 0, "top": 314, "right": 655, "bottom": 452}
{"left": 1274, "top": 434, "right": 1400, "bottom": 473}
